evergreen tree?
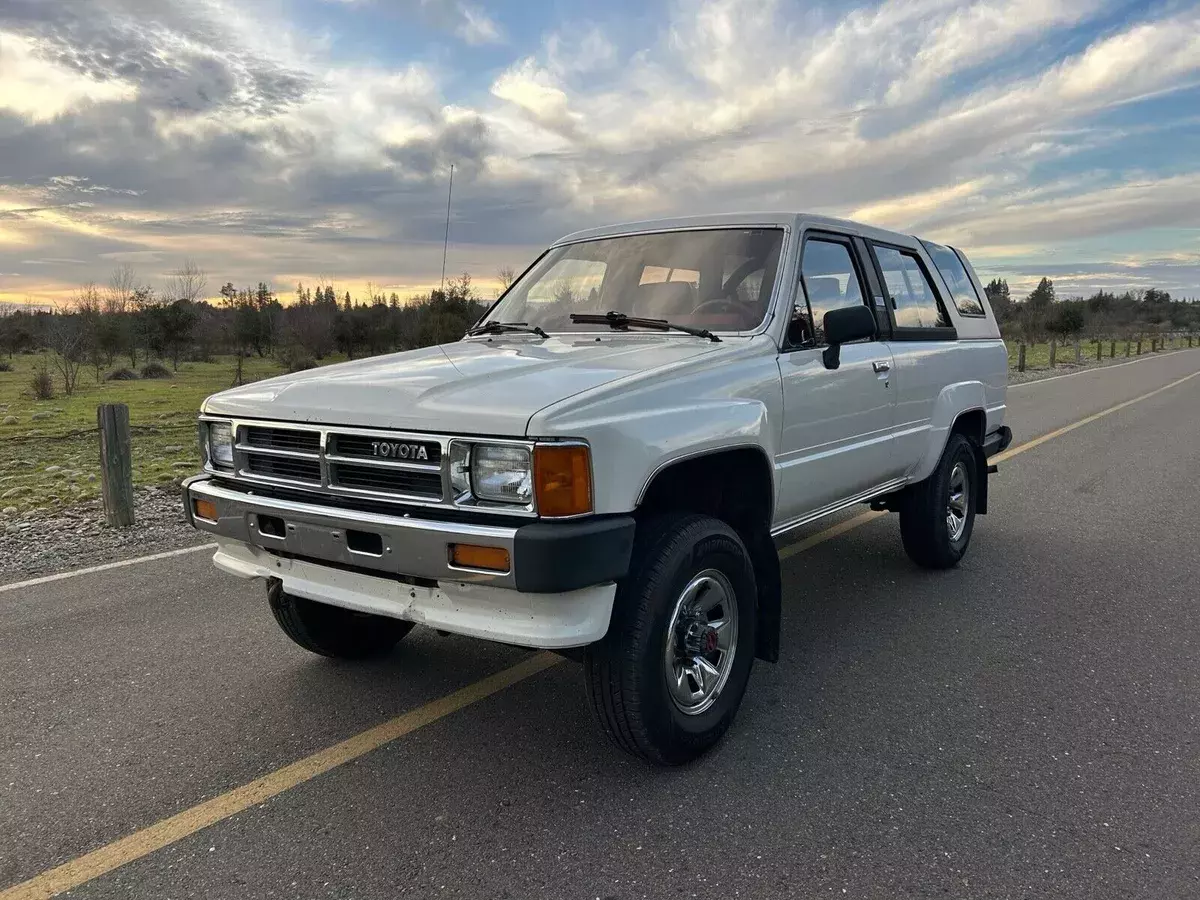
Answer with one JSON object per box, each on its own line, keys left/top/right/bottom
{"left": 1026, "top": 277, "right": 1055, "bottom": 309}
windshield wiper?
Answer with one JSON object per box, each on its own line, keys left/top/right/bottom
{"left": 467, "top": 321, "right": 549, "bottom": 339}
{"left": 569, "top": 311, "right": 721, "bottom": 342}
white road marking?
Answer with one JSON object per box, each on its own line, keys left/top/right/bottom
{"left": 1010, "top": 346, "right": 1198, "bottom": 389}
{"left": 0, "top": 544, "right": 217, "bottom": 594}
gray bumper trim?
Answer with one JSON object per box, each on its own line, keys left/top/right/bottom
{"left": 185, "top": 477, "right": 520, "bottom": 588}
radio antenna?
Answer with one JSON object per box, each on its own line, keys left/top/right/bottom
{"left": 440, "top": 163, "right": 454, "bottom": 293}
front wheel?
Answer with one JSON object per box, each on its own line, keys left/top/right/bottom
{"left": 268, "top": 581, "right": 413, "bottom": 659}
{"left": 583, "top": 514, "right": 757, "bottom": 765}
{"left": 899, "top": 432, "right": 978, "bottom": 569}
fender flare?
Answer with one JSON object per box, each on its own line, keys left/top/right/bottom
{"left": 909, "top": 381, "right": 988, "bottom": 484}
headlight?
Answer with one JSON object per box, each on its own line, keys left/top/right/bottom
{"left": 471, "top": 444, "right": 532, "bottom": 504}
{"left": 206, "top": 421, "right": 234, "bottom": 470}
{"left": 450, "top": 440, "right": 592, "bottom": 516}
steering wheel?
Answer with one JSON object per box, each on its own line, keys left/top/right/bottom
{"left": 691, "top": 297, "right": 743, "bottom": 317}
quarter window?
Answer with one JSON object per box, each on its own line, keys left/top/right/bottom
{"left": 922, "top": 240, "right": 984, "bottom": 317}
{"left": 796, "top": 238, "right": 866, "bottom": 345}
{"left": 872, "top": 245, "right": 951, "bottom": 329}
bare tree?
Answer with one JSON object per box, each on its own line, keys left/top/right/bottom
{"left": 105, "top": 264, "right": 138, "bottom": 314}
{"left": 497, "top": 266, "right": 516, "bottom": 294}
{"left": 165, "top": 258, "right": 208, "bottom": 303}
{"left": 47, "top": 303, "right": 88, "bottom": 395}
{"left": 72, "top": 282, "right": 106, "bottom": 382}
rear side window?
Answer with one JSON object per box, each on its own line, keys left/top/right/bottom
{"left": 872, "top": 245, "right": 951, "bottom": 329}
{"left": 922, "top": 240, "right": 984, "bottom": 317}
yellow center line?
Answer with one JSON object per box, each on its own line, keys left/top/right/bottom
{"left": 4, "top": 364, "right": 1199, "bottom": 899}
{"left": 991, "top": 368, "right": 1200, "bottom": 465}
{"left": 1, "top": 653, "right": 563, "bottom": 900}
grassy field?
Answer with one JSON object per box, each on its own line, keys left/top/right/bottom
{"left": 0, "top": 353, "right": 290, "bottom": 516}
{"left": 2, "top": 336, "right": 1197, "bottom": 517}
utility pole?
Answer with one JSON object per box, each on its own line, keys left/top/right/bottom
{"left": 440, "top": 163, "right": 454, "bottom": 294}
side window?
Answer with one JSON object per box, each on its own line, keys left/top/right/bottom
{"left": 922, "top": 240, "right": 984, "bottom": 316}
{"left": 795, "top": 238, "right": 866, "bottom": 346}
{"left": 872, "top": 245, "right": 951, "bottom": 329}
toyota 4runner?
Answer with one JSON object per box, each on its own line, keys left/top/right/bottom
{"left": 185, "top": 212, "right": 1011, "bottom": 765}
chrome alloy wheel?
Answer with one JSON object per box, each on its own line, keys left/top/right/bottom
{"left": 946, "top": 461, "right": 970, "bottom": 543}
{"left": 663, "top": 569, "right": 738, "bottom": 716}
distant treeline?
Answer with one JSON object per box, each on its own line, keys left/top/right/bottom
{"left": 984, "top": 278, "right": 1199, "bottom": 341}
{"left": 0, "top": 265, "right": 490, "bottom": 394}
{"left": 2, "top": 260, "right": 1197, "bottom": 397}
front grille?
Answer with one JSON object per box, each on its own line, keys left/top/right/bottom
{"left": 330, "top": 463, "right": 443, "bottom": 498}
{"left": 243, "top": 426, "right": 320, "bottom": 454}
{"left": 330, "top": 433, "right": 441, "bottom": 465}
{"left": 230, "top": 421, "right": 447, "bottom": 503}
{"left": 245, "top": 455, "right": 322, "bottom": 483}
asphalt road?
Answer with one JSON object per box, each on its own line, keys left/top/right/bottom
{"left": 3, "top": 349, "right": 1199, "bottom": 900}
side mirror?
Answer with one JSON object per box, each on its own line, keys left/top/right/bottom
{"left": 821, "top": 305, "right": 876, "bottom": 370}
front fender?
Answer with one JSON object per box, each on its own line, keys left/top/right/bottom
{"left": 535, "top": 400, "right": 779, "bottom": 515}
{"left": 909, "top": 381, "right": 987, "bottom": 483}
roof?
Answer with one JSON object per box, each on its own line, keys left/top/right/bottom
{"left": 553, "top": 211, "right": 920, "bottom": 248}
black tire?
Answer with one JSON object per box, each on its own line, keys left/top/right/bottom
{"left": 583, "top": 513, "right": 757, "bottom": 766}
{"left": 899, "top": 432, "right": 978, "bottom": 569}
{"left": 268, "top": 581, "right": 413, "bottom": 659}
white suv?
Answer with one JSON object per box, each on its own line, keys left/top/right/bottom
{"left": 185, "top": 212, "right": 1011, "bottom": 765}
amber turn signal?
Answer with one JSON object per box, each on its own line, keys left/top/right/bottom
{"left": 534, "top": 444, "right": 592, "bottom": 518}
{"left": 450, "top": 543, "right": 511, "bottom": 572}
{"left": 192, "top": 498, "right": 218, "bottom": 522}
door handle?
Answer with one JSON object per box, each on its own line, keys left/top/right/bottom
{"left": 872, "top": 361, "right": 891, "bottom": 374}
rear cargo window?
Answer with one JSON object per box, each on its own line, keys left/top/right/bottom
{"left": 873, "top": 245, "right": 951, "bottom": 329}
{"left": 922, "top": 241, "right": 985, "bottom": 317}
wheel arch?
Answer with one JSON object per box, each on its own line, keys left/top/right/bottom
{"left": 909, "top": 381, "right": 989, "bottom": 483}
{"left": 635, "top": 445, "right": 781, "bottom": 664}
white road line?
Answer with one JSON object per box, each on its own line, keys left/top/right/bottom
{"left": 1010, "top": 346, "right": 1199, "bottom": 389}
{"left": 0, "top": 544, "right": 217, "bottom": 594}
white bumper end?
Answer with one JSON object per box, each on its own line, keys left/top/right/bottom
{"left": 212, "top": 540, "right": 616, "bottom": 649}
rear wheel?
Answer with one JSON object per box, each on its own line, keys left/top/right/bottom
{"left": 583, "top": 514, "right": 757, "bottom": 765}
{"left": 899, "top": 432, "right": 978, "bottom": 569}
{"left": 268, "top": 581, "right": 413, "bottom": 659}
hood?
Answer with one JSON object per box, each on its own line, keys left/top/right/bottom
{"left": 203, "top": 335, "right": 727, "bottom": 436}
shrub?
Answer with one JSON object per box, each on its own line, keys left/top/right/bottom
{"left": 0, "top": 361, "right": 11, "bottom": 372}
{"left": 106, "top": 367, "right": 139, "bottom": 381}
{"left": 140, "top": 362, "right": 172, "bottom": 379}
{"left": 31, "top": 370, "right": 54, "bottom": 400}
{"left": 287, "top": 356, "right": 318, "bottom": 373}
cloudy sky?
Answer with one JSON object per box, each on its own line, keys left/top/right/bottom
{"left": 1, "top": 0, "right": 1199, "bottom": 306}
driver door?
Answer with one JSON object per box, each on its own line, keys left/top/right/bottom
{"left": 774, "top": 233, "right": 899, "bottom": 527}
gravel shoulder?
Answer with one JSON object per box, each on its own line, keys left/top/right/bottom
{"left": 0, "top": 486, "right": 209, "bottom": 584}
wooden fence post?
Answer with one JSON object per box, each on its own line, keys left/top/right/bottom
{"left": 1095, "top": 340, "right": 1102, "bottom": 361}
{"left": 1110, "top": 340, "right": 1117, "bottom": 357}
{"left": 1125, "top": 340, "right": 1131, "bottom": 357}
{"left": 1190, "top": 335, "right": 1195, "bottom": 348}
{"left": 1049, "top": 340, "right": 1057, "bottom": 368}
{"left": 98, "top": 403, "right": 135, "bottom": 527}
{"left": 1017, "top": 342, "right": 1026, "bottom": 372}
{"left": 1074, "top": 340, "right": 1082, "bottom": 364}
{"left": 1136, "top": 339, "right": 1142, "bottom": 355}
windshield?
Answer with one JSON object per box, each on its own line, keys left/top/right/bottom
{"left": 482, "top": 228, "right": 785, "bottom": 334}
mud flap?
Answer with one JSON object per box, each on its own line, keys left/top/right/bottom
{"left": 745, "top": 528, "right": 781, "bottom": 663}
